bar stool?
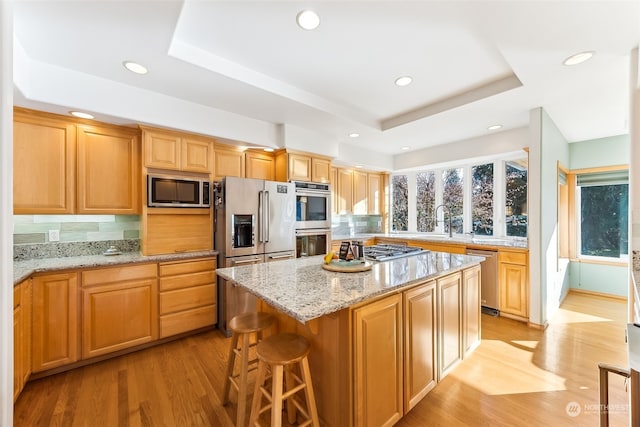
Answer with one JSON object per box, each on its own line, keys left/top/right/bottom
{"left": 223, "top": 312, "right": 275, "bottom": 427}
{"left": 248, "top": 333, "right": 320, "bottom": 427}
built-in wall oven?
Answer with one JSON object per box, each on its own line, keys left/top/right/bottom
{"left": 294, "top": 181, "right": 331, "bottom": 229}
{"left": 295, "top": 228, "right": 331, "bottom": 258}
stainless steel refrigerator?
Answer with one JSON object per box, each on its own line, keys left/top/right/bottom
{"left": 214, "top": 176, "right": 296, "bottom": 335}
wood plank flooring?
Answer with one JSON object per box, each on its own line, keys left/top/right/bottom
{"left": 14, "top": 292, "right": 630, "bottom": 426}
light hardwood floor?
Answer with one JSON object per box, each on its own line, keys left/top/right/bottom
{"left": 14, "top": 292, "right": 630, "bottom": 426}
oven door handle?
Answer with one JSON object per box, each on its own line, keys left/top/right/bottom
{"left": 295, "top": 229, "right": 331, "bottom": 236}
{"left": 295, "top": 189, "right": 331, "bottom": 197}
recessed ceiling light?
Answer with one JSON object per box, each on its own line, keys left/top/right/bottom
{"left": 123, "top": 61, "right": 148, "bottom": 74}
{"left": 401, "top": 146, "right": 410, "bottom": 151}
{"left": 263, "top": 148, "right": 275, "bottom": 152}
{"left": 70, "top": 111, "right": 94, "bottom": 119}
{"left": 296, "top": 10, "right": 320, "bottom": 30}
{"left": 487, "top": 124, "right": 502, "bottom": 131}
{"left": 562, "top": 51, "right": 594, "bottom": 66}
{"left": 355, "top": 165, "right": 363, "bottom": 168}
{"left": 395, "top": 76, "right": 413, "bottom": 87}
{"left": 348, "top": 133, "right": 360, "bottom": 138}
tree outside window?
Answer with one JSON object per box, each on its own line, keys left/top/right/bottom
{"left": 417, "top": 171, "right": 436, "bottom": 232}
{"left": 579, "top": 183, "right": 628, "bottom": 258}
{"left": 506, "top": 161, "right": 528, "bottom": 237}
{"left": 442, "top": 168, "right": 463, "bottom": 234}
{"left": 392, "top": 174, "right": 408, "bottom": 231}
{"left": 472, "top": 163, "right": 493, "bottom": 236}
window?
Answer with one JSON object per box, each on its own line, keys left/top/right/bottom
{"left": 443, "top": 168, "right": 464, "bottom": 234}
{"left": 472, "top": 163, "right": 493, "bottom": 236}
{"left": 392, "top": 174, "right": 408, "bottom": 231}
{"left": 577, "top": 170, "right": 628, "bottom": 259}
{"left": 506, "top": 160, "right": 528, "bottom": 237}
{"left": 416, "top": 171, "right": 436, "bottom": 232}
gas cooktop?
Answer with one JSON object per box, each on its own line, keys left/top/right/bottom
{"left": 363, "top": 244, "right": 426, "bottom": 262}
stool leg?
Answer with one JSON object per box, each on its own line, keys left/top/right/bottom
{"left": 284, "top": 365, "right": 296, "bottom": 424}
{"left": 249, "top": 360, "right": 267, "bottom": 427}
{"left": 300, "top": 357, "right": 320, "bottom": 427}
{"left": 271, "top": 364, "right": 284, "bottom": 427}
{"left": 223, "top": 333, "right": 239, "bottom": 405}
{"left": 236, "top": 332, "right": 251, "bottom": 427}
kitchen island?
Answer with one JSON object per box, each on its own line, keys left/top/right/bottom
{"left": 216, "top": 252, "right": 483, "bottom": 427}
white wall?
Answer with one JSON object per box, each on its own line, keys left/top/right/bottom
{"left": 393, "top": 126, "right": 529, "bottom": 171}
{"left": 630, "top": 47, "right": 640, "bottom": 321}
{"left": 1, "top": 1, "right": 13, "bottom": 425}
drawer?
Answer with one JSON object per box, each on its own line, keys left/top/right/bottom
{"left": 159, "top": 258, "right": 216, "bottom": 277}
{"left": 160, "top": 283, "right": 216, "bottom": 315}
{"left": 82, "top": 263, "right": 157, "bottom": 287}
{"left": 160, "top": 305, "right": 217, "bottom": 338}
{"left": 159, "top": 270, "right": 216, "bottom": 291}
{"left": 498, "top": 251, "right": 528, "bottom": 265}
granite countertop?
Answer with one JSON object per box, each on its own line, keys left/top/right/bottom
{"left": 13, "top": 250, "right": 218, "bottom": 285}
{"left": 332, "top": 232, "right": 529, "bottom": 250}
{"left": 216, "top": 252, "right": 483, "bottom": 324}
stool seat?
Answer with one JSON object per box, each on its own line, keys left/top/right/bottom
{"left": 256, "top": 333, "right": 310, "bottom": 365}
{"left": 224, "top": 312, "right": 275, "bottom": 427}
{"left": 229, "top": 312, "right": 275, "bottom": 334}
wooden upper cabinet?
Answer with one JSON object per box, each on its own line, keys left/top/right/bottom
{"left": 337, "top": 168, "right": 353, "bottom": 214}
{"left": 289, "top": 153, "right": 312, "bottom": 181}
{"left": 181, "top": 138, "right": 212, "bottom": 173}
{"left": 77, "top": 124, "right": 141, "bottom": 214}
{"left": 330, "top": 167, "right": 339, "bottom": 215}
{"left": 353, "top": 170, "right": 368, "bottom": 214}
{"left": 143, "top": 128, "right": 213, "bottom": 174}
{"left": 13, "top": 110, "right": 76, "bottom": 214}
{"left": 213, "top": 143, "right": 245, "bottom": 180}
{"left": 367, "top": 173, "right": 382, "bottom": 215}
{"left": 245, "top": 151, "right": 275, "bottom": 180}
{"left": 311, "top": 157, "right": 331, "bottom": 183}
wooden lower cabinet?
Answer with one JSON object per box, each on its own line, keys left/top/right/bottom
{"left": 32, "top": 273, "right": 79, "bottom": 373}
{"left": 158, "top": 257, "right": 217, "bottom": 338}
{"left": 498, "top": 251, "right": 528, "bottom": 319}
{"left": 353, "top": 293, "right": 403, "bottom": 427}
{"left": 437, "top": 272, "right": 462, "bottom": 380}
{"left": 403, "top": 280, "right": 437, "bottom": 411}
{"left": 462, "top": 265, "right": 481, "bottom": 356}
{"left": 81, "top": 264, "right": 158, "bottom": 359}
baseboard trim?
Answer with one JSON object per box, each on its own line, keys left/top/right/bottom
{"left": 569, "top": 288, "right": 628, "bottom": 301}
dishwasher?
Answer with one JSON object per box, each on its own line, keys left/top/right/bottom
{"left": 465, "top": 248, "right": 499, "bottom": 315}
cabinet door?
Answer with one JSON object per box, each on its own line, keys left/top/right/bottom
{"left": 13, "top": 113, "right": 76, "bottom": 214}
{"left": 437, "top": 272, "right": 461, "bottom": 380}
{"left": 214, "top": 146, "right": 245, "bottom": 180}
{"left": 288, "top": 153, "right": 312, "bottom": 182}
{"left": 13, "top": 302, "right": 21, "bottom": 402}
{"left": 82, "top": 279, "right": 158, "bottom": 359}
{"left": 311, "top": 157, "right": 331, "bottom": 183}
{"left": 352, "top": 170, "right": 368, "bottom": 214}
{"left": 144, "top": 130, "right": 181, "bottom": 170}
{"left": 403, "top": 281, "right": 437, "bottom": 411}
{"left": 499, "top": 262, "right": 528, "bottom": 318}
{"left": 368, "top": 173, "right": 382, "bottom": 215}
{"left": 462, "top": 266, "right": 481, "bottom": 356}
{"left": 245, "top": 151, "right": 275, "bottom": 180}
{"left": 353, "top": 294, "right": 403, "bottom": 427}
{"left": 32, "top": 273, "right": 79, "bottom": 372}
{"left": 330, "top": 167, "right": 339, "bottom": 215}
{"left": 181, "top": 138, "right": 212, "bottom": 173}
{"left": 77, "top": 124, "right": 140, "bottom": 214}
{"left": 20, "top": 280, "right": 31, "bottom": 389}
{"left": 337, "top": 169, "right": 353, "bottom": 214}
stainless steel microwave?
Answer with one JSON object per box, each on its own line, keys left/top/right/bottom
{"left": 147, "top": 174, "right": 210, "bottom": 208}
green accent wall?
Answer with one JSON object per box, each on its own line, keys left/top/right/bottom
{"left": 569, "top": 135, "right": 629, "bottom": 169}
{"left": 569, "top": 261, "right": 628, "bottom": 297}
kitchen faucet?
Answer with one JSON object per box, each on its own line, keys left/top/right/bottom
{"left": 435, "top": 204, "right": 453, "bottom": 238}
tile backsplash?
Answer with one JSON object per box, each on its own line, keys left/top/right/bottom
{"left": 332, "top": 214, "right": 383, "bottom": 237}
{"left": 13, "top": 215, "right": 141, "bottom": 260}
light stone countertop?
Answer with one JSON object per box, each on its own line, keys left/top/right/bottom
{"left": 216, "top": 252, "right": 483, "bottom": 324}
{"left": 332, "top": 232, "right": 529, "bottom": 250}
{"left": 13, "top": 251, "right": 218, "bottom": 285}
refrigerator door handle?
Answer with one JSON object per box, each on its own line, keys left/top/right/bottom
{"left": 258, "top": 190, "right": 264, "bottom": 243}
{"left": 264, "top": 190, "right": 270, "bottom": 242}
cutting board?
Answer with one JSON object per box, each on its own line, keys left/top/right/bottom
{"left": 322, "top": 259, "right": 373, "bottom": 273}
